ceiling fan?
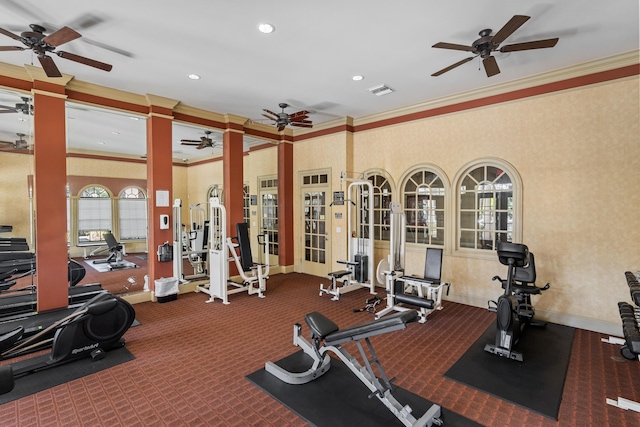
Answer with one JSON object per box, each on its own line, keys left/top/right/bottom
{"left": 431, "top": 15, "right": 559, "bottom": 78}
{"left": 262, "top": 103, "right": 313, "bottom": 132}
{"left": 0, "top": 96, "right": 32, "bottom": 115}
{"left": 180, "top": 130, "right": 217, "bottom": 150}
{"left": 0, "top": 24, "right": 113, "bottom": 78}
{"left": 0, "top": 133, "right": 30, "bottom": 151}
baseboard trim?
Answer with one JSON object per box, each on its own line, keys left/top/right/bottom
{"left": 445, "top": 293, "right": 622, "bottom": 337}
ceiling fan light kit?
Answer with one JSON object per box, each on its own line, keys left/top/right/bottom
{"left": 431, "top": 15, "right": 559, "bottom": 78}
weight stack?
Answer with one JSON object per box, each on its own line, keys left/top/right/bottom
{"left": 354, "top": 254, "right": 368, "bottom": 283}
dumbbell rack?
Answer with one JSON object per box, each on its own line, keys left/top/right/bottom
{"left": 617, "top": 271, "right": 640, "bottom": 361}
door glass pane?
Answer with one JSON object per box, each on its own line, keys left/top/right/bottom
{"left": 303, "top": 190, "right": 326, "bottom": 265}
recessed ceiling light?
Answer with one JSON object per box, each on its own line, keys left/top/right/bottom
{"left": 111, "top": 131, "right": 120, "bottom": 135}
{"left": 258, "top": 23, "right": 275, "bottom": 34}
{"left": 98, "top": 141, "right": 105, "bottom": 145}
{"left": 188, "top": 74, "right": 201, "bottom": 80}
{"left": 352, "top": 75, "right": 364, "bottom": 81}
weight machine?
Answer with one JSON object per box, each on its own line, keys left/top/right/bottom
{"left": 375, "top": 203, "right": 449, "bottom": 323}
{"left": 172, "top": 199, "right": 209, "bottom": 282}
{"left": 196, "top": 197, "right": 269, "bottom": 304}
{"left": 320, "top": 173, "right": 375, "bottom": 300}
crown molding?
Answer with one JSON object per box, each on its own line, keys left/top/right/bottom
{"left": 355, "top": 50, "right": 640, "bottom": 127}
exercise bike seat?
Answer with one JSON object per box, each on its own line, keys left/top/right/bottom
{"left": 494, "top": 253, "right": 551, "bottom": 295}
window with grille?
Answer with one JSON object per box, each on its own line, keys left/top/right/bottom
{"left": 457, "top": 162, "right": 520, "bottom": 251}
{"left": 119, "top": 187, "right": 147, "bottom": 240}
{"left": 78, "top": 185, "right": 112, "bottom": 243}
{"left": 402, "top": 169, "right": 446, "bottom": 246}
{"left": 365, "top": 171, "right": 394, "bottom": 241}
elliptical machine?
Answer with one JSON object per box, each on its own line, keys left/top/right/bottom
{"left": 484, "top": 242, "right": 550, "bottom": 362}
{"left": 0, "top": 292, "right": 135, "bottom": 394}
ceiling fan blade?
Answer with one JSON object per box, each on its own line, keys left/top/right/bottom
{"left": 263, "top": 108, "right": 278, "bottom": 116}
{"left": 277, "top": 125, "right": 285, "bottom": 132}
{"left": 0, "top": 110, "right": 17, "bottom": 114}
{"left": 491, "top": 15, "right": 530, "bottom": 46}
{"left": 500, "top": 38, "right": 559, "bottom": 52}
{"left": 289, "top": 116, "right": 310, "bottom": 122}
{"left": 181, "top": 139, "right": 201, "bottom": 143}
{"left": 483, "top": 56, "right": 500, "bottom": 77}
{"left": 432, "top": 42, "right": 474, "bottom": 52}
{"left": 66, "top": 13, "right": 106, "bottom": 31}
{"left": 43, "top": 26, "right": 81, "bottom": 47}
{"left": 431, "top": 57, "right": 474, "bottom": 76}
{"left": 0, "top": 46, "right": 25, "bottom": 51}
{"left": 289, "top": 110, "right": 309, "bottom": 119}
{"left": 0, "top": 27, "right": 21, "bottom": 41}
{"left": 38, "top": 55, "right": 62, "bottom": 77}
{"left": 55, "top": 51, "right": 112, "bottom": 72}
{"left": 290, "top": 119, "right": 312, "bottom": 125}
{"left": 81, "top": 37, "right": 135, "bottom": 58}
{"left": 291, "top": 123, "right": 313, "bottom": 128}
{"left": 262, "top": 113, "right": 277, "bottom": 121}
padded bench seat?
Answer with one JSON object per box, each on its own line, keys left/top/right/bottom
{"left": 328, "top": 270, "right": 351, "bottom": 279}
{"left": 305, "top": 310, "right": 419, "bottom": 346}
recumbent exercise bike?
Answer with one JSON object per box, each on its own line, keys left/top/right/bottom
{"left": 484, "top": 242, "right": 550, "bottom": 362}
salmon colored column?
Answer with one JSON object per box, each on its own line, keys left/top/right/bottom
{"left": 145, "top": 95, "right": 179, "bottom": 290}
{"left": 277, "top": 139, "right": 294, "bottom": 271}
{"left": 223, "top": 115, "right": 245, "bottom": 238}
{"left": 31, "top": 76, "right": 71, "bottom": 311}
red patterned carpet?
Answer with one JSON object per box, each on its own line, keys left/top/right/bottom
{"left": 0, "top": 268, "right": 638, "bottom": 426}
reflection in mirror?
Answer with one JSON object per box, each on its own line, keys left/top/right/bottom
{"left": 66, "top": 102, "right": 148, "bottom": 296}
{"left": 0, "top": 89, "right": 35, "bottom": 291}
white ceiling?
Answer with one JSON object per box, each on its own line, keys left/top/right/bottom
{"left": 0, "top": 0, "right": 638, "bottom": 161}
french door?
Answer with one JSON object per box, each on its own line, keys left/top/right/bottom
{"left": 299, "top": 170, "right": 331, "bottom": 277}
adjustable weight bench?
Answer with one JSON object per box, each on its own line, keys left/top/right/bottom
{"left": 92, "top": 232, "right": 127, "bottom": 270}
{"left": 265, "top": 309, "right": 442, "bottom": 427}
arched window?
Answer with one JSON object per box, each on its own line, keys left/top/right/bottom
{"left": 208, "top": 184, "right": 223, "bottom": 200}
{"left": 78, "top": 185, "right": 112, "bottom": 243}
{"left": 119, "top": 187, "right": 147, "bottom": 240}
{"left": 401, "top": 167, "right": 447, "bottom": 246}
{"left": 364, "top": 170, "right": 394, "bottom": 241}
{"left": 455, "top": 159, "right": 522, "bottom": 252}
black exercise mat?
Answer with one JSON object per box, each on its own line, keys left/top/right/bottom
{"left": 0, "top": 346, "right": 135, "bottom": 405}
{"left": 84, "top": 260, "right": 138, "bottom": 273}
{"left": 444, "top": 322, "right": 575, "bottom": 420}
{"left": 247, "top": 351, "right": 481, "bottom": 427}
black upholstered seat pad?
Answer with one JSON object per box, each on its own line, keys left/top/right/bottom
{"left": 324, "top": 310, "right": 418, "bottom": 345}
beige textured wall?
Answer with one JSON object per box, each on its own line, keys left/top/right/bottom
{"left": 294, "top": 77, "right": 640, "bottom": 331}
{"left": 67, "top": 157, "right": 147, "bottom": 179}
{"left": 293, "top": 133, "right": 350, "bottom": 268}
{"left": 0, "top": 152, "right": 33, "bottom": 241}
{"left": 185, "top": 159, "right": 223, "bottom": 208}
{"left": 243, "top": 146, "right": 278, "bottom": 257}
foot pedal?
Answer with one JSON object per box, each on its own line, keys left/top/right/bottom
{"left": 91, "top": 348, "right": 106, "bottom": 360}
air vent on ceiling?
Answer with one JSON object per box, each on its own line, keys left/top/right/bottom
{"left": 367, "top": 84, "right": 395, "bottom": 96}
